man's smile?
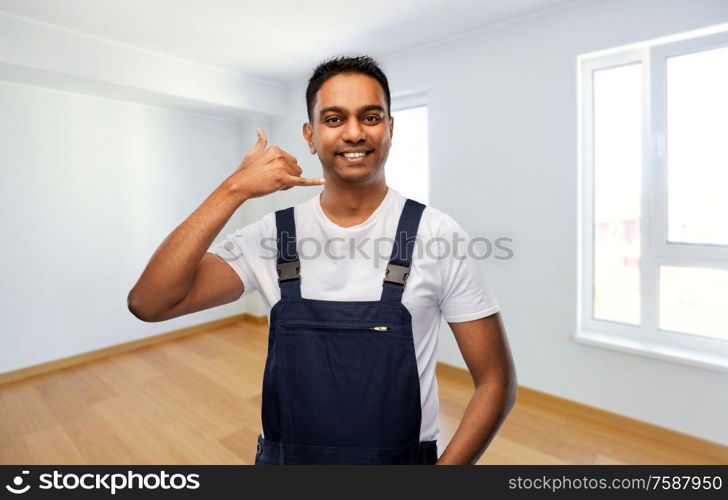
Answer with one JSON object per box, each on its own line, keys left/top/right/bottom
{"left": 336, "top": 149, "right": 374, "bottom": 163}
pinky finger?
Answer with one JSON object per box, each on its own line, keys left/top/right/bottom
{"left": 288, "top": 176, "right": 326, "bottom": 187}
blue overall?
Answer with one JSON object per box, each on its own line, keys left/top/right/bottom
{"left": 254, "top": 198, "right": 438, "bottom": 465}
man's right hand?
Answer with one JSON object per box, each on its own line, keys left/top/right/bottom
{"left": 226, "top": 128, "right": 324, "bottom": 199}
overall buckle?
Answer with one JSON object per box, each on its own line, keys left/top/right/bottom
{"left": 384, "top": 263, "right": 410, "bottom": 286}
{"left": 277, "top": 260, "right": 301, "bottom": 282}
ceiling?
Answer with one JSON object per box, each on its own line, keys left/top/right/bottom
{"left": 0, "top": 0, "right": 580, "bottom": 84}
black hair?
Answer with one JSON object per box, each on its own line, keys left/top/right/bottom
{"left": 305, "top": 55, "right": 391, "bottom": 123}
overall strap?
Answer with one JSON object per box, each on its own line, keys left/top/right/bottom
{"left": 275, "top": 207, "right": 301, "bottom": 299}
{"left": 381, "top": 198, "right": 426, "bottom": 303}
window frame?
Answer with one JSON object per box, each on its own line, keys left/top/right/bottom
{"left": 576, "top": 31, "right": 728, "bottom": 373}
{"left": 391, "top": 89, "right": 429, "bottom": 113}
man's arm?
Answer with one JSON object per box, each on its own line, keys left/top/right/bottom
{"left": 127, "top": 129, "right": 324, "bottom": 322}
{"left": 126, "top": 189, "right": 247, "bottom": 322}
{"left": 436, "top": 312, "right": 517, "bottom": 465}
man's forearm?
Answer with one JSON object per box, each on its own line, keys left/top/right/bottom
{"left": 127, "top": 179, "right": 248, "bottom": 318}
{"left": 436, "top": 381, "right": 516, "bottom": 465}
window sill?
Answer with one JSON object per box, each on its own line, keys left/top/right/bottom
{"left": 574, "top": 329, "right": 728, "bottom": 373}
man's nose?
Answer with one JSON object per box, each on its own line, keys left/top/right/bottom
{"left": 341, "top": 119, "right": 366, "bottom": 143}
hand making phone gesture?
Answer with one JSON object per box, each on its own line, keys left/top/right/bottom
{"left": 229, "top": 128, "right": 324, "bottom": 197}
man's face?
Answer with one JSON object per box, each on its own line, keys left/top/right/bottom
{"left": 303, "top": 73, "right": 393, "bottom": 184}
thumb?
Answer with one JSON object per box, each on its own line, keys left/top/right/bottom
{"left": 250, "top": 127, "right": 268, "bottom": 154}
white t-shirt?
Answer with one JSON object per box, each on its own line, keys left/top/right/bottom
{"left": 209, "top": 186, "right": 500, "bottom": 442}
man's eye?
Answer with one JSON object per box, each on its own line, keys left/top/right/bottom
{"left": 325, "top": 117, "right": 342, "bottom": 124}
{"left": 364, "top": 115, "right": 381, "bottom": 122}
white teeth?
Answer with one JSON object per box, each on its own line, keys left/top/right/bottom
{"left": 342, "top": 152, "right": 367, "bottom": 158}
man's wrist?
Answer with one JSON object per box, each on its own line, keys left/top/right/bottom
{"left": 220, "top": 177, "right": 252, "bottom": 205}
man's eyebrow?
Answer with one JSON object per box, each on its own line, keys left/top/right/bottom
{"left": 358, "top": 105, "right": 385, "bottom": 114}
{"left": 319, "top": 106, "right": 344, "bottom": 117}
{"left": 319, "top": 105, "right": 385, "bottom": 118}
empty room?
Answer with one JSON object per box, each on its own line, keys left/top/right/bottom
{"left": 2, "top": 0, "right": 728, "bottom": 468}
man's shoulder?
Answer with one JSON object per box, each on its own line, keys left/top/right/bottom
{"left": 416, "top": 203, "right": 460, "bottom": 240}
{"left": 384, "top": 189, "right": 450, "bottom": 236}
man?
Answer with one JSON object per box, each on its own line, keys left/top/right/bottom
{"left": 128, "top": 55, "right": 517, "bottom": 465}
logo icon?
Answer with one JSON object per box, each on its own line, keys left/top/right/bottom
{"left": 5, "top": 470, "right": 31, "bottom": 494}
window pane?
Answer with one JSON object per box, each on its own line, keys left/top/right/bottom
{"left": 667, "top": 45, "right": 728, "bottom": 245}
{"left": 387, "top": 106, "right": 429, "bottom": 205}
{"left": 592, "top": 64, "right": 642, "bottom": 324}
{"left": 659, "top": 266, "right": 728, "bottom": 341}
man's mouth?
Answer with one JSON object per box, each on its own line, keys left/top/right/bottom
{"left": 336, "top": 150, "right": 374, "bottom": 162}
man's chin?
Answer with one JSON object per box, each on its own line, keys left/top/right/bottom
{"left": 326, "top": 164, "right": 380, "bottom": 183}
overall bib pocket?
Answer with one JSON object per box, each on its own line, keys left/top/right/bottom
{"left": 272, "top": 321, "right": 421, "bottom": 448}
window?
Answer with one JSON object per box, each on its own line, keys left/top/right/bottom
{"left": 577, "top": 30, "right": 728, "bottom": 372}
{"left": 386, "top": 95, "right": 429, "bottom": 205}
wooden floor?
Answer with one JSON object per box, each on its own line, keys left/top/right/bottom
{"left": 1, "top": 319, "right": 727, "bottom": 465}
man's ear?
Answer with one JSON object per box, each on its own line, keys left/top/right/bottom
{"left": 389, "top": 115, "right": 394, "bottom": 141}
{"left": 302, "top": 122, "right": 316, "bottom": 154}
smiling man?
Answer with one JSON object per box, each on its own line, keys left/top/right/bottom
{"left": 128, "top": 55, "right": 517, "bottom": 465}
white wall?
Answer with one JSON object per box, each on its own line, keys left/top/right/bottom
{"left": 0, "top": 81, "right": 255, "bottom": 374}
{"left": 271, "top": 0, "right": 728, "bottom": 446}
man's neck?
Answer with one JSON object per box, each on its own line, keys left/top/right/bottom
{"left": 319, "top": 181, "right": 389, "bottom": 228}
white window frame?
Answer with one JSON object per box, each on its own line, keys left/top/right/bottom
{"left": 391, "top": 89, "right": 429, "bottom": 113}
{"left": 576, "top": 30, "right": 728, "bottom": 373}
